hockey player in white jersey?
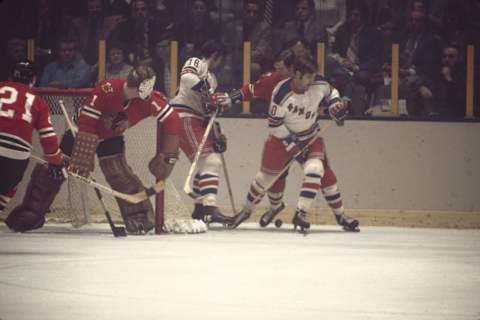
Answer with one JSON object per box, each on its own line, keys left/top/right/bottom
{"left": 231, "top": 56, "right": 359, "bottom": 233}
{"left": 170, "top": 40, "right": 233, "bottom": 225}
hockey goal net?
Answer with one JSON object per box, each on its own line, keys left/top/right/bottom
{"left": 4, "top": 88, "right": 194, "bottom": 233}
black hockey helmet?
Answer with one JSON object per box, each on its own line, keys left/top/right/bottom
{"left": 12, "top": 60, "right": 37, "bottom": 85}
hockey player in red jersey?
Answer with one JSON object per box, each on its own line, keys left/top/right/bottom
{"left": 230, "top": 56, "right": 359, "bottom": 233}
{"left": 8, "top": 65, "right": 180, "bottom": 234}
{"left": 1, "top": 61, "right": 66, "bottom": 232}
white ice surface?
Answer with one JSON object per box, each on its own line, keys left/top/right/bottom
{"left": 0, "top": 223, "right": 479, "bottom": 320}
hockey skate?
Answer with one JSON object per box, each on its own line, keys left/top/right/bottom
{"left": 335, "top": 213, "right": 360, "bottom": 232}
{"left": 259, "top": 202, "right": 285, "bottom": 227}
{"left": 230, "top": 208, "right": 252, "bottom": 229}
{"left": 191, "top": 203, "right": 204, "bottom": 220}
{"left": 292, "top": 209, "right": 310, "bottom": 234}
{"left": 203, "top": 206, "right": 234, "bottom": 227}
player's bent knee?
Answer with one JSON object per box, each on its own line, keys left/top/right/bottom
{"left": 303, "top": 158, "right": 325, "bottom": 177}
{"left": 255, "top": 171, "right": 277, "bottom": 191}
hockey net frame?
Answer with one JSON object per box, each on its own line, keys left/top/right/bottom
{"left": 4, "top": 88, "right": 199, "bottom": 234}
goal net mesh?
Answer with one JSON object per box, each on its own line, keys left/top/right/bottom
{"left": 4, "top": 88, "right": 192, "bottom": 232}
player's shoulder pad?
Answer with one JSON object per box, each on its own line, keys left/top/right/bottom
{"left": 272, "top": 79, "right": 292, "bottom": 105}
{"left": 182, "top": 57, "right": 208, "bottom": 79}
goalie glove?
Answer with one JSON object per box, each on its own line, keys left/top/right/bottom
{"left": 213, "top": 133, "right": 227, "bottom": 153}
{"left": 111, "top": 111, "right": 130, "bottom": 132}
{"left": 328, "top": 99, "right": 348, "bottom": 125}
{"left": 48, "top": 162, "right": 67, "bottom": 181}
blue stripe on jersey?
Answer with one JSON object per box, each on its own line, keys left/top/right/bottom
{"left": 273, "top": 79, "right": 292, "bottom": 105}
{"left": 314, "top": 74, "right": 327, "bottom": 82}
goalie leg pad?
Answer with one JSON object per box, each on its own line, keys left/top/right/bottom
{"left": 5, "top": 205, "right": 45, "bottom": 232}
{"left": 99, "top": 153, "right": 154, "bottom": 234}
{"left": 6, "top": 163, "right": 64, "bottom": 231}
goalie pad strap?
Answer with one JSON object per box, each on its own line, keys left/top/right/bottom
{"left": 70, "top": 131, "right": 99, "bottom": 175}
{"left": 99, "top": 153, "right": 154, "bottom": 234}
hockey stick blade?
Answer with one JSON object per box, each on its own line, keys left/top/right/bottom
{"left": 93, "top": 188, "right": 127, "bottom": 237}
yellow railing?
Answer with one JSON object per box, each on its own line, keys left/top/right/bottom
{"left": 26, "top": 39, "right": 477, "bottom": 119}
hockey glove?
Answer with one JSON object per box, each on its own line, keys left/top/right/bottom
{"left": 281, "top": 133, "right": 298, "bottom": 152}
{"left": 328, "top": 100, "right": 348, "bottom": 125}
{"left": 111, "top": 111, "right": 130, "bottom": 132}
{"left": 295, "top": 147, "right": 310, "bottom": 163}
{"left": 213, "top": 133, "right": 227, "bottom": 153}
{"left": 206, "top": 92, "right": 231, "bottom": 113}
{"left": 48, "top": 162, "right": 67, "bottom": 181}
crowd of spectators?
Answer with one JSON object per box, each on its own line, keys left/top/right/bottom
{"left": 0, "top": 0, "right": 479, "bottom": 118}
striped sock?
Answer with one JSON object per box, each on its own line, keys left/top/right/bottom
{"left": 246, "top": 179, "right": 265, "bottom": 210}
{"left": 322, "top": 184, "right": 344, "bottom": 215}
{"left": 198, "top": 173, "right": 219, "bottom": 206}
{"left": 297, "top": 173, "right": 322, "bottom": 211}
{"left": 268, "top": 191, "right": 283, "bottom": 209}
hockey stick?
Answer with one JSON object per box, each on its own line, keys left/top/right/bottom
{"left": 212, "top": 121, "right": 237, "bottom": 214}
{"left": 59, "top": 99, "right": 126, "bottom": 236}
{"left": 30, "top": 154, "right": 164, "bottom": 205}
{"left": 183, "top": 110, "right": 218, "bottom": 196}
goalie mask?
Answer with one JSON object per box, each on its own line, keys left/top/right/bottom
{"left": 138, "top": 75, "right": 156, "bottom": 100}
{"left": 127, "top": 66, "right": 156, "bottom": 100}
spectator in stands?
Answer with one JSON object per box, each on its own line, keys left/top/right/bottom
{"left": 106, "top": 0, "right": 131, "bottom": 17}
{"left": 329, "top": 4, "right": 383, "bottom": 115}
{"left": 174, "top": 0, "right": 220, "bottom": 62}
{"left": 281, "top": 0, "right": 327, "bottom": 53}
{"left": 243, "top": 0, "right": 273, "bottom": 80}
{"left": 419, "top": 44, "right": 467, "bottom": 117}
{"left": 25, "top": 0, "right": 59, "bottom": 71}
{"left": 105, "top": 42, "right": 133, "bottom": 80}
{"left": 109, "top": 0, "right": 167, "bottom": 66}
{"left": 438, "top": 3, "right": 471, "bottom": 51}
{"left": 39, "top": 38, "right": 91, "bottom": 88}
{"left": 69, "top": 0, "right": 120, "bottom": 66}
{"left": 314, "top": 0, "right": 347, "bottom": 45}
{"left": 0, "top": 37, "right": 26, "bottom": 82}
{"left": 382, "top": 9, "right": 442, "bottom": 116}
{"left": 150, "top": 37, "right": 172, "bottom": 96}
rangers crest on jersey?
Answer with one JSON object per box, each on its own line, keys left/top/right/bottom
{"left": 101, "top": 82, "right": 113, "bottom": 93}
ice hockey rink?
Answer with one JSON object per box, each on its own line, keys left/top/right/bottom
{"left": 0, "top": 223, "right": 479, "bottom": 320}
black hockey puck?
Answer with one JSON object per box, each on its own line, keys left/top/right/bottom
{"left": 274, "top": 219, "right": 283, "bottom": 228}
